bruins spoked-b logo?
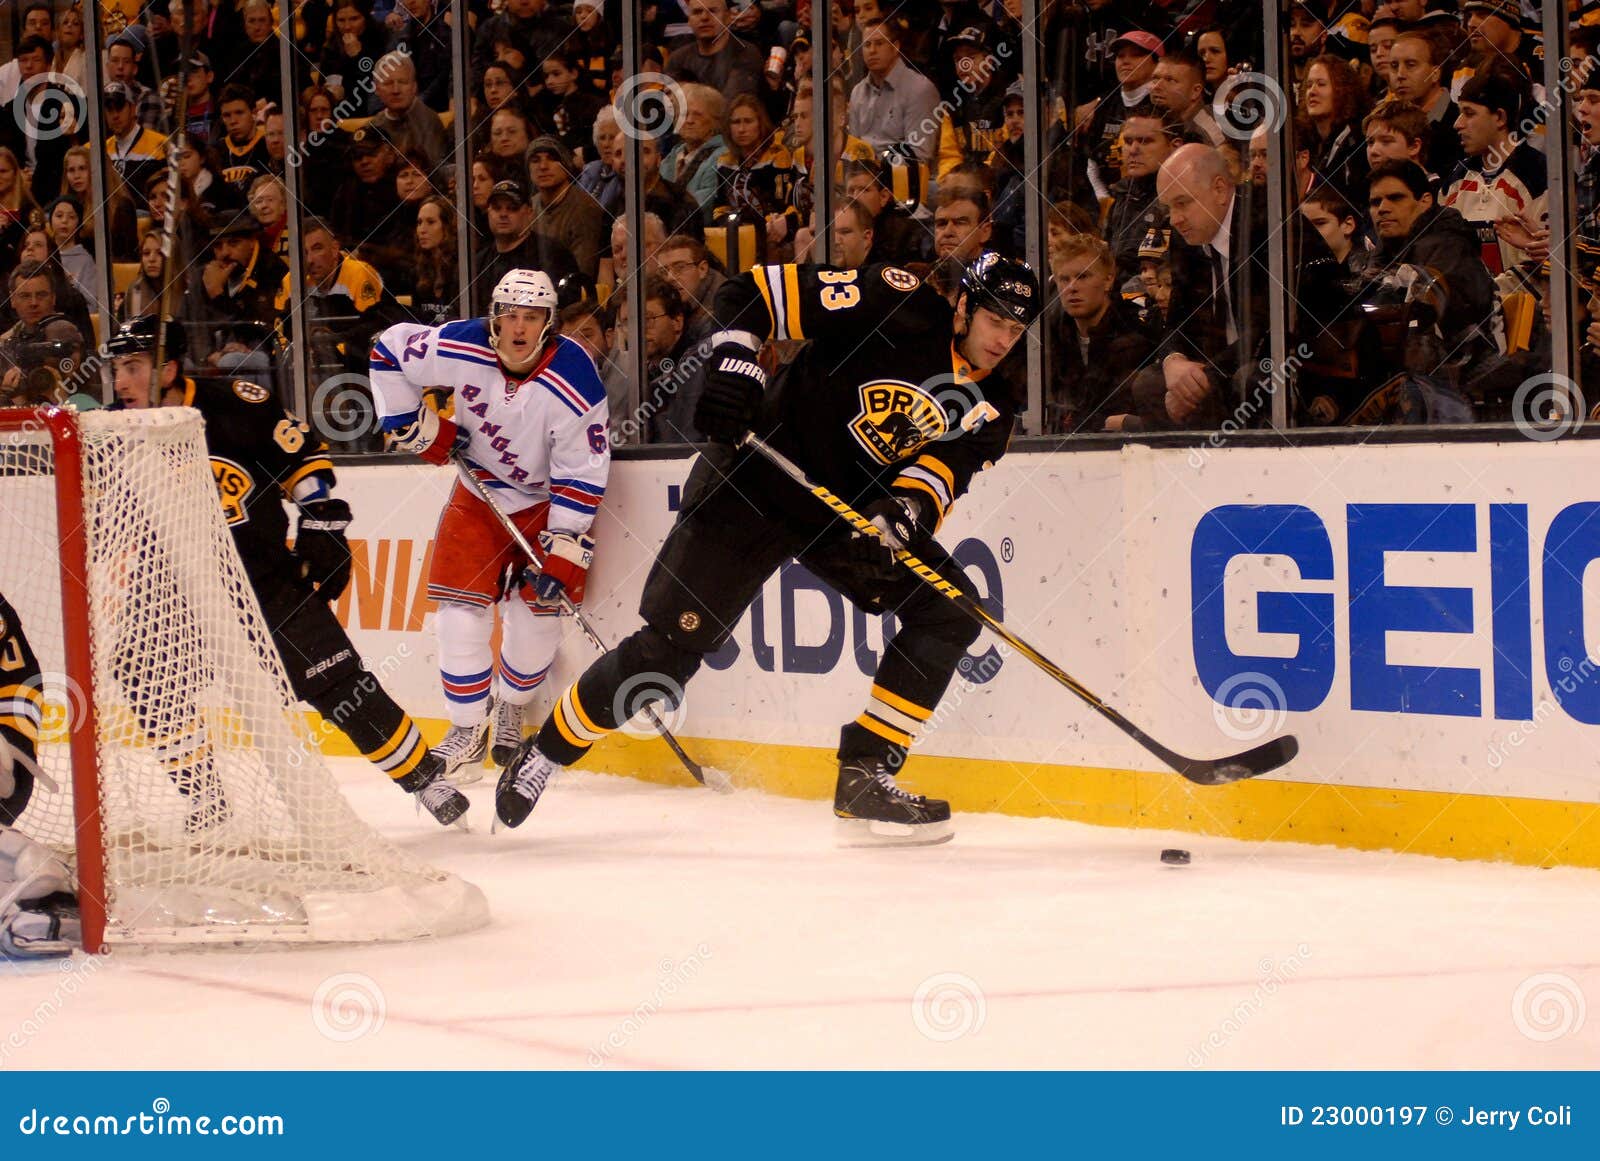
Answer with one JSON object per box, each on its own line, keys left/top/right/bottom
{"left": 849, "top": 380, "right": 948, "bottom": 465}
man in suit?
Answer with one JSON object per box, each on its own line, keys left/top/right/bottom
{"left": 1153, "top": 142, "right": 1340, "bottom": 430}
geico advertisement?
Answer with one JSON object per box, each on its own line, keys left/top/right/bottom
{"left": 1142, "top": 440, "right": 1600, "bottom": 802}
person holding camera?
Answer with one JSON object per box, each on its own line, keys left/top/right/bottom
{"left": 0, "top": 264, "right": 84, "bottom": 406}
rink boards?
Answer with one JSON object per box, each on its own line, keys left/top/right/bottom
{"left": 326, "top": 441, "right": 1600, "bottom": 868}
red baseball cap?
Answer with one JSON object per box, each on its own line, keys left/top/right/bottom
{"left": 1109, "top": 30, "right": 1164, "bottom": 58}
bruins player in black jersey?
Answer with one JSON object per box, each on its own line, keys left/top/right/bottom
{"left": 0, "top": 590, "right": 81, "bottom": 956}
{"left": 107, "top": 317, "right": 470, "bottom": 827}
{"left": 497, "top": 253, "right": 1041, "bottom": 844}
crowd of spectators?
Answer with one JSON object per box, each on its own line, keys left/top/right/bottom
{"left": 0, "top": 0, "right": 1587, "bottom": 439}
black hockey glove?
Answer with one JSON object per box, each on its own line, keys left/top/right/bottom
{"left": 295, "top": 497, "right": 354, "bottom": 602}
{"left": 694, "top": 344, "right": 768, "bottom": 444}
{"left": 845, "top": 494, "right": 927, "bottom": 586}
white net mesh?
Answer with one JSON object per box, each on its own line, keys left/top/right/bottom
{"left": 1, "top": 407, "right": 487, "bottom": 945}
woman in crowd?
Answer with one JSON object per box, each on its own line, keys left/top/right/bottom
{"left": 45, "top": 197, "right": 97, "bottom": 309}
{"left": 55, "top": 4, "right": 87, "bottom": 92}
{"left": 412, "top": 195, "right": 457, "bottom": 327}
{"left": 61, "top": 145, "right": 138, "bottom": 262}
{"left": 116, "top": 229, "right": 171, "bottom": 322}
{"left": 0, "top": 148, "right": 35, "bottom": 285}
{"left": 317, "top": 0, "right": 389, "bottom": 116}
{"left": 1301, "top": 54, "right": 1370, "bottom": 215}
{"left": 712, "top": 94, "right": 799, "bottom": 258}
{"left": 296, "top": 85, "right": 351, "bottom": 217}
{"left": 248, "top": 174, "right": 289, "bottom": 261}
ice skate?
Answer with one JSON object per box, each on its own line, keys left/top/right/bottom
{"left": 494, "top": 738, "right": 559, "bottom": 830}
{"left": 435, "top": 718, "right": 490, "bottom": 784}
{"left": 399, "top": 753, "right": 470, "bottom": 827}
{"left": 490, "top": 698, "right": 526, "bottom": 767}
{"left": 833, "top": 758, "right": 953, "bottom": 847}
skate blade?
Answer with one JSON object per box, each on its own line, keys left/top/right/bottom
{"left": 447, "top": 761, "right": 487, "bottom": 787}
{"left": 834, "top": 817, "right": 954, "bottom": 848}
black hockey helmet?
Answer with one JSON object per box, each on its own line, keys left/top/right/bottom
{"left": 555, "top": 272, "right": 596, "bottom": 310}
{"left": 107, "top": 315, "right": 186, "bottom": 364}
{"left": 958, "top": 251, "right": 1041, "bottom": 328}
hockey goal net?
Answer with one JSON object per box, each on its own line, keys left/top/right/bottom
{"left": 0, "top": 407, "right": 487, "bottom": 950}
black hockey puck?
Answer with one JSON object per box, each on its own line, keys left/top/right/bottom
{"left": 1160, "top": 848, "right": 1191, "bottom": 865}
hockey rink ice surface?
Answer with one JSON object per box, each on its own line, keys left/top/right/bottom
{"left": 2, "top": 759, "right": 1597, "bottom": 1070}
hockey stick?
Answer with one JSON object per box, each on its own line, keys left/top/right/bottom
{"left": 741, "top": 433, "right": 1297, "bottom": 786}
{"left": 457, "top": 468, "right": 735, "bottom": 794}
{"left": 152, "top": 6, "right": 194, "bottom": 376}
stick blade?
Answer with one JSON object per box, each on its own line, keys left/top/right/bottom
{"left": 1181, "top": 734, "right": 1298, "bottom": 785}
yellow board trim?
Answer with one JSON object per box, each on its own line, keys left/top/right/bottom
{"left": 312, "top": 714, "right": 1600, "bottom": 870}
{"left": 870, "top": 683, "right": 932, "bottom": 722}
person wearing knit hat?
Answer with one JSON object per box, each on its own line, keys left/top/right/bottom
{"left": 1463, "top": 0, "right": 1542, "bottom": 83}
{"left": 1441, "top": 69, "right": 1546, "bottom": 275}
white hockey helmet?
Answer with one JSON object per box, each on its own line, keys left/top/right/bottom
{"left": 489, "top": 268, "right": 559, "bottom": 368}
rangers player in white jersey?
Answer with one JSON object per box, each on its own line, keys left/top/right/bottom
{"left": 371, "top": 270, "right": 611, "bottom": 779}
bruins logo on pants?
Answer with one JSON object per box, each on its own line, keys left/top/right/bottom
{"left": 849, "top": 380, "right": 948, "bottom": 465}
{"left": 211, "top": 458, "right": 254, "bottom": 526}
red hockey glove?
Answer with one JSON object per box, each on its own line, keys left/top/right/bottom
{"left": 526, "top": 530, "right": 595, "bottom": 606}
